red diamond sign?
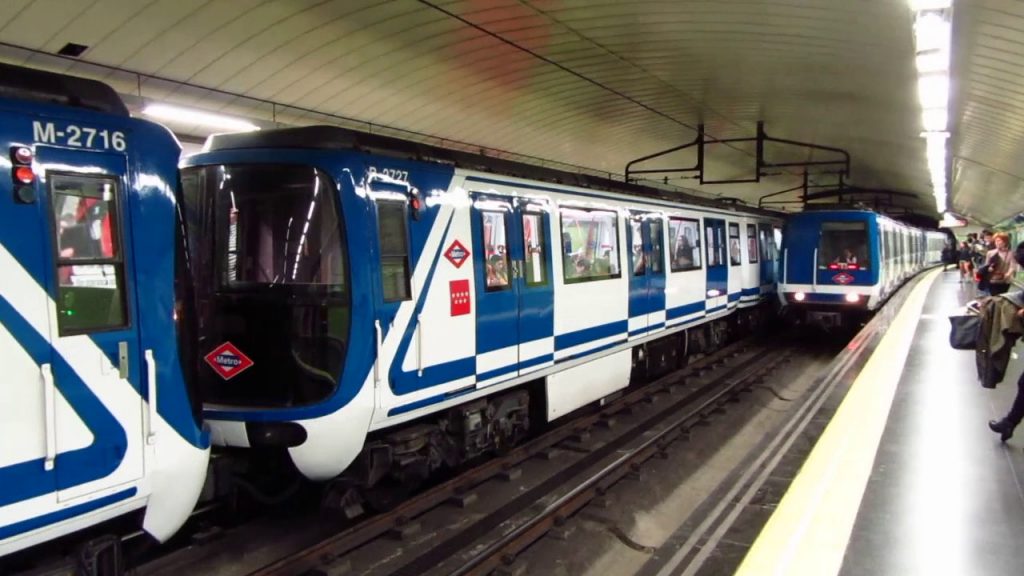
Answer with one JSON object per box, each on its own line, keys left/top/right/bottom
{"left": 832, "top": 272, "right": 854, "bottom": 285}
{"left": 204, "top": 342, "right": 254, "bottom": 381}
{"left": 444, "top": 240, "right": 470, "bottom": 269}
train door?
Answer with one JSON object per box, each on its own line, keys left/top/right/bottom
{"left": 627, "top": 214, "right": 647, "bottom": 338}
{"left": 726, "top": 221, "right": 742, "bottom": 306}
{"left": 703, "top": 218, "right": 728, "bottom": 312}
{"left": 36, "top": 147, "right": 144, "bottom": 502}
{"left": 515, "top": 201, "right": 554, "bottom": 375}
{"left": 626, "top": 213, "right": 666, "bottom": 339}
{"left": 472, "top": 196, "right": 554, "bottom": 384}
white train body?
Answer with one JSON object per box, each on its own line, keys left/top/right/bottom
{"left": 179, "top": 127, "right": 782, "bottom": 484}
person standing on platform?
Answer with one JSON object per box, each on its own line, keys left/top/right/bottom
{"left": 984, "top": 232, "right": 1018, "bottom": 296}
{"left": 988, "top": 242, "right": 1024, "bottom": 441}
{"left": 958, "top": 241, "right": 974, "bottom": 283}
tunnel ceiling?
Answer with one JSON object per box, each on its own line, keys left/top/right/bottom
{"left": 0, "top": 0, "right": 1010, "bottom": 224}
{"left": 951, "top": 0, "right": 1024, "bottom": 226}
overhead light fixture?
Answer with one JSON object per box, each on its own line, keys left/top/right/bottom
{"left": 915, "top": 51, "right": 948, "bottom": 74}
{"left": 911, "top": 1, "right": 954, "bottom": 212}
{"left": 142, "top": 104, "right": 260, "bottom": 132}
{"left": 910, "top": 0, "right": 952, "bottom": 9}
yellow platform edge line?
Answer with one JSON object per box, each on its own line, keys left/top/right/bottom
{"left": 735, "top": 268, "right": 942, "bottom": 576}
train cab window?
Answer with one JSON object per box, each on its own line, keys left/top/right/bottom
{"left": 650, "top": 219, "right": 664, "bottom": 274}
{"left": 378, "top": 201, "right": 412, "bottom": 301}
{"left": 728, "top": 223, "right": 741, "bottom": 266}
{"left": 818, "top": 221, "right": 869, "bottom": 270}
{"left": 522, "top": 212, "right": 548, "bottom": 286}
{"left": 747, "top": 224, "right": 759, "bottom": 263}
{"left": 50, "top": 174, "right": 128, "bottom": 334}
{"left": 481, "top": 211, "right": 511, "bottom": 291}
{"left": 561, "top": 207, "right": 621, "bottom": 283}
{"left": 669, "top": 217, "right": 701, "bottom": 271}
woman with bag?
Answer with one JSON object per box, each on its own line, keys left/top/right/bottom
{"left": 983, "top": 232, "right": 1018, "bottom": 296}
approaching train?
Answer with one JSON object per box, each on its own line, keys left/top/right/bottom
{"left": 778, "top": 208, "right": 946, "bottom": 327}
{"left": 178, "top": 126, "right": 784, "bottom": 495}
{"left": 0, "top": 64, "right": 209, "bottom": 564}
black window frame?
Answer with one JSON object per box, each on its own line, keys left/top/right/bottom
{"left": 377, "top": 200, "right": 412, "bottom": 302}
{"left": 817, "top": 220, "right": 870, "bottom": 270}
{"left": 728, "top": 222, "right": 742, "bottom": 267}
{"left": 649, "top": 217, "right": 665, "bottom": 274}
{"left": 630, "top": 216, "right": 646, "bottom": 277}
{"left": 669, "top": 216, "right": 702, "bottom": 272}
{"left": 48, "top": 171, "right": 130, "bottom": 336}
{"left": 521, "top": 209, "right": 549, "bottom": 287}
{"left": 560, "top": 206, "right": 622, "bottom": 284}
{"left": 746, "top": 223, "right": 759, "bottom": 263}
{"left": 480, "top": 209, "right": 512, "bottom": 292}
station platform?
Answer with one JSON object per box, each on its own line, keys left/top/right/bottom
{"left": 735, "top": 268, "right": 1024, "bottom": 575}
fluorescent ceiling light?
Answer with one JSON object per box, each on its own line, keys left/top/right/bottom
{"left": 922, "top": 108, "right": 948, "bottom": 131}
{"left": 143, "top": 104, "right": 260, "bottom": 132}
{"left": 911, "top": 0, "right": 952, "bottom": 10}
{"left": 916, "top": 51, "right": 948, "bottom": 74}
{"left": 918, "top": 74, "right": 949, "bottom": 108}
{"left": 914, "top": 14, "right": 951, "bottom": 52}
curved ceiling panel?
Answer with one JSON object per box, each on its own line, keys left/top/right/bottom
{"left": 951, "top": 0, "right": 1024, "bottom": 225}
{"left": 0, "top": 0, "right": 942, "bottom": 216}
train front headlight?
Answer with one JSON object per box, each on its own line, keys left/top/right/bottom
{"left": 794, "top": 292, "right": 806, "bottom": 302}
{"left": 845, "top": 293, "right": 860, "bottom": 303}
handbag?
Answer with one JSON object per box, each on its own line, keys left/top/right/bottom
{"left": 949, "top": 314, "right": 981, "bottom": 350}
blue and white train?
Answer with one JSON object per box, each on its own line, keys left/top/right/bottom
{"left": 178, "top": 126, "right": 783, "bottom": 490}
{"left": 0, "top": 64, "right": 209, "bottom": 562}
{"left": 778, "top": 208, "right": 946, "bottom": 327}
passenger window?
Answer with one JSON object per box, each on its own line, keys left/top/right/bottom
{"left": 669, "top": 217, "right": 701, "bottom": 272}
{"left": 482, "top": 211, "right": 511, "bottom": 291}
{"left": 50, "top": 174, "right": 127, "bottom": 334}
{"left": 561, "top": 207, "right": 620, "bottom": 283}
{"left": 522, "top": 212, "right": 548, "bottom": 286}
{"left": 728, "top": 223, "right": 741, "bottom": 266}
{"left": 377, "top": 201, "right": 411, "bottom": 302}
{"left": 650, "top": 219, "right": 664, "bottom": 274}
{"left": 747, "top": 224, "right": 759, "bottom": 263}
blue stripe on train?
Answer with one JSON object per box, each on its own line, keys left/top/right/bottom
{"left": 668, "top": 301, "right": 705, "bottom": 320}
{"left": 0, "top": 297, "right": 127, "bottom": 507}
{"left": 554, "top": 320, "right": 628, "bottom": 350}
{"left": 0, "top": 488, "right": 136, "bottom": 540}
{"left": 629, "top": 321, "right": 666, "bottom": 337}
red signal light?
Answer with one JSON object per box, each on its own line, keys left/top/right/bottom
{"left": 14, "top": 166, "right": 34, "bottom": 184}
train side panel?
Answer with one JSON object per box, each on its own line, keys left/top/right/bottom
{"left": 0, "top": 92, "right": 208, "bottom": 557}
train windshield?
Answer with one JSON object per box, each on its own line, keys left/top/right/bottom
{"left": 178, "top": 164, "right": 350, "bottom": 408}
{"left": 817, "top": 221, "right": 869, "bottom": 270}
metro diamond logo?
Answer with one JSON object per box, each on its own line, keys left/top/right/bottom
{"left": 832, "top": 272, "right": 854, "bottom": 285}
{"left": 203, "top": 342, "right": 254, "bottom": 381}
{"left": 444, "top": 240, "right": 470, "bottom": 269}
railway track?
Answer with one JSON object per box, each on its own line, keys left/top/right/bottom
{"left": 239, "top": 337, "right": 793, "bottom": 576}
